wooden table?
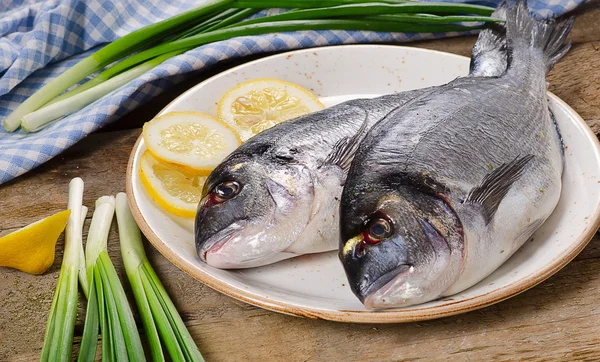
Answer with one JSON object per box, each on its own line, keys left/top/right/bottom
{"left": 2, "top": 4, "right": 600, "bottom": 361}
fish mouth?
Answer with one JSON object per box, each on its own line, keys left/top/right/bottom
{"left": 211, "top": 251, "right": 298, "bottom": 269}
{"left": 362, "top": 264, "right": 412, "bottom": 310}
{"left": 198, "top": 220, "right": 247, "bottom": 262}
{"left": 198, "top": 219, "right": 297, "bottom": 268}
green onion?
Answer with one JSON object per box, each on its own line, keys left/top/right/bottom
{"left": 24, "top": 9, "right": 260, "bottom": 132}
{"left": 225, "top": 2, "right": 496, "bottom": 28}
{"left": 84, "top": 197, "right": 116, "bottom": 288}
{"left": 64, "top": 18, "right": 481, "bottom": 91}
{"left": 3, "top": 0, "right": 233, "bottom": 132}
{"left": 57, "top": 8, "right": 258, "bottom": 105}
{"left": 5, "top": 1, "right": 500, "bottom": 132}
{"left": 115, "top": 193, "right": 204, "bottom": 362}
{"left": 203, "top": 8, "right": 259, "bottom": 33}
{"left": 21, "top": 51, "right": 184, "bottom": 132}
{"left": 47, "top": 9, "right": 255, "bottom": 107}
{"left": 78, "top": 196, "right": 146, "bottom": 362}
{"left": 78, "top": 206, "right": 89, "bottom": 298}
{"left": 78, "top": 196, "right": 114, "bottom": 362}
{"left": 170, "top": 8, "right": 240, "bottom": 40}
{"left": 358, "top": 13, "right": 503, "bottom": 24}
{"left": 66, "top": 4, "right": 496, "bottom": 82}
{"left": 176, "top": 8, "right": 257, "bottom": 38}
{"left": 40, "top": 178, "right": 84, "bottom": 362}
{"left": 234, "top": 0, "right": 412, "bottom": 7}
{"left": 234, "top": 0, "right": 493, "bottom": 11}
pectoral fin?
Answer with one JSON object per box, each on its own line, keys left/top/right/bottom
{"left": 466, "top": 154, "right": 534, "bottom": 224}
{"left": 321, "top": 114, "right": 370, "bottom": 172}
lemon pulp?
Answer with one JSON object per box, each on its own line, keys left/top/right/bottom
{"left": 218, "top": 78, "right": 324, "bottom": 141}
{"left": 143, "top": 111, "right": 241, "bottom": 173}
{"left": 159, "top": 123, "right": 227, "bottom": 158}
{"left": 140, "top": 151, "right": 207, "bottom": 218}
{"left": 231, "top": 87, "right": 313, "bottom": 135}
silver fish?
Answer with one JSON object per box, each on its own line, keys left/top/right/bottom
{"left": 338, "top": 2, "right": 573, "bottom": 309}
{"left": 194, "top": 9, "right": 509, "bottom": 269}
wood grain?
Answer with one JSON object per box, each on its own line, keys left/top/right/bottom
{"left": 1, "top": 4, "right": 600, "bottom": 361}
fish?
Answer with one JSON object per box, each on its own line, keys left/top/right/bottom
{"left": 194, "top": 8, "right": 509, "bottom": 269}
{"left": 338, "top": 2, "right": 573, "bottom": 309}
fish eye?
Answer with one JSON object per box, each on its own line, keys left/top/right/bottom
{"left": 212, "top": 181, "right": 241, "bottom": 203}
{"left": 363, "top": 217, "right": 393, "bottom": 245}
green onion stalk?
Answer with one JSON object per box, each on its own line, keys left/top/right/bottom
{"left": 45, "top": 8, "right": 259, "bottom": 108}
{"left": 18, "top": 9, "right": 260, "bottom": 132}
{"left": 359, "top": 13, "right": 503, "bottom": 24}
{"left": 115, "top": 193, "right": 204, "bottom": 362}
{"left": 40, "top": 178, "right": 85, "bottom": 362}
{"left": 21, "top": 51, "right": 184, "bottom": 132}
{"left": 225, "top": 2, "right": 497, "bottom": 27}
{"left": 78, "top": 206, "right": 89, "bottom": 298}
{"left": 69, "top": 18, "right": 484, "bottom": 80}
{"left": 77, "top": 196, "right": 146, "bottom": 362}
{"left": 176, "top": 8, "right": 258, "bottom": 39}
{"left": 234, "top": 0, "right": 413, "bottom": 7}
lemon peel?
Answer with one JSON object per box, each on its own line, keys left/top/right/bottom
{"left": 0, "top": 209, "right": 71, "bottom": 274}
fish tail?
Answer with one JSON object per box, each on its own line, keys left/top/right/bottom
{"left": 505, "top": 0, "right": 574, "bottom": 73}
{"left": 469, "top": 2, "right": 508, "bottom": 77}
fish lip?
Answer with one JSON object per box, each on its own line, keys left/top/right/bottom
{"left": 361, "top": 264, "right": 411, "bottom": 309}
{"left": 197, "top": 220, "right": 247, "bottom": 262}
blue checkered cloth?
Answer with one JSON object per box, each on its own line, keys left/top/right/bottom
{"left": 0, "top": 0, "right": 587, "bottom": 184}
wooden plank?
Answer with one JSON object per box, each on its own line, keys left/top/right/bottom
{"left": 1, "top": 7, "right": 600, "bottom": 361}
{"left": 549, "top": 41, "right": 600, "bottom": 133}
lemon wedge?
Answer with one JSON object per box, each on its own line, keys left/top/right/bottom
{"left": 217, "top": 78, "right": 325, "bottom": 141}
{"left": 140, "top": 151, "right": 207, "bottom": 218}
{"left": 143, "top": 111, "right": 241, "bottom": 173}
{"left": 0, "top": 210, "right": 71, "bottom": 274}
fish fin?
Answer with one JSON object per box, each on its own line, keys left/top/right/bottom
{"left": 505, "top": 1, "right": 574, "bottom": 73}
{"left": 322, "top": 115, "right": 370, "bottom": 172}
{"left": 469, "top": 1, "right": 508, "bottom": 77}
{"left": 465, "top": 154, "right": 534, "bottom": 224}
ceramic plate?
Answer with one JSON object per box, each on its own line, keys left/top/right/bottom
{"left": 126, "top": 45, "right": 600, "bottom": 323}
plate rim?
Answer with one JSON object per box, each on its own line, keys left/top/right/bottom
{"left": 125, "top": 44, "right": 600, "bottom": 323}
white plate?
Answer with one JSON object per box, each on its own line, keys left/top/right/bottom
{"left": 126, "top": 45, "right": 600, "bottom": 323}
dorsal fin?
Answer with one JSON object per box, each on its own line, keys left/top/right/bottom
{"left": 466, "top": 154, "right": 534, "bottom": 224}
{"left": 321, "top": 114, "right": 370, "bottom": 172}
{"left": 469, "top": 1, "right": 508, "bottom": 77}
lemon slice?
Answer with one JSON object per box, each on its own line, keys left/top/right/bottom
{"left": 217, "top": 78, "right": 325, "bottom": 141}
{"left": 140, "top": 151, "right": 207, "bottom": 218}
{"left": 143, "top": 111, "right": 241, "bottom": 173}
{"left": 0, "top": 210, "right": 71, "bottom": 275}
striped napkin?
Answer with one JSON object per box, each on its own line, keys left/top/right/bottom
{"left": 0, "top": 0, "right": 587, "bottom": 184}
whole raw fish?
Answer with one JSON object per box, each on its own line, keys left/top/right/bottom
{"left": 338, "top": 2, "right": 572, "bottom": 308}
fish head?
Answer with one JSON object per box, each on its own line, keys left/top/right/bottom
{"left": 339, "top": 183, "right": 463, "bottom": 309}
{"left": 195, "top": 143, "right": 315, "bottom": 268}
